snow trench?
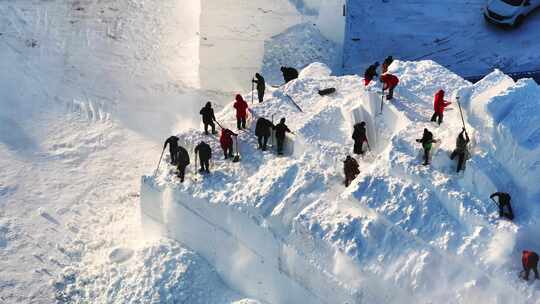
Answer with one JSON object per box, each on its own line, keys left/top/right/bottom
{"left": 141, "top": 61, "right": 540, "bottom": 303}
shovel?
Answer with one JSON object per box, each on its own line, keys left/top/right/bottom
{"left": 232, "top": 136, "right": 240, "bottom": 162}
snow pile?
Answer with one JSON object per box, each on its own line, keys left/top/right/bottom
{"left": 143, "top": 60, "right": 540, "bottom": 303}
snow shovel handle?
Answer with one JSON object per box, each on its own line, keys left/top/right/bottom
{"left": 457, "top": 96, "right": 467, "bottom": 132}
{"left": 154, "top": 147, "right": 166, "bottom": 176}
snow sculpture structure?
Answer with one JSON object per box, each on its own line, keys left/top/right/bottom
{"left": 141, "top": 61, "right": 540, "bottom": 303}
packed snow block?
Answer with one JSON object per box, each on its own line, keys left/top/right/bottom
{"left": 299, "top": 62, "right": 332, "bottom": 79}
{"left": 468, "top": 77, "right": 540, "bottom": 196}
{"left": 140, "top": 177, "right": 358, "bottom": 304}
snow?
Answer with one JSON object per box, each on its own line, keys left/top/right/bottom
{"left": 343, "top": 0, "right": 540, "bottom": 76}
{"left": 144, "top": 61, "right": 540, "bottom": 303}
{"left": 3, "top": 0, "right": 540, "bottom": 303}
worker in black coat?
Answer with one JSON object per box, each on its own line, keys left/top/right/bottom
{"left": 252, "top": 73, "right": 266, "bottom": 103}
{"left": 163, "top": 136, "right": 180, "bottom": 165}
{"left": 274, "top": 118, "right": 292, "bottom": 155}
{"left": 281, "top": 66, "right": 299, "bottom": 84}
{"left": 352, "top": 122, "right": 368, "bottom": 155}
{"left": 255, "top": 117, "right": 274, "bottom": 151}
{"left": 176, "top": 145, "right": 190, "bottom": 182}
{"left": 344, "top": 155, "right": 360, "bottom": 187}
{"left": 194, "top": 141, "right": 212, "bottom": 173}
{"left": 490, "top": 192, "right": 514, "bottom": 220}
{"left": 200, "top": 102, "right": 217, "bottom": 135}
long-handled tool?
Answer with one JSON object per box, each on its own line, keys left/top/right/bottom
{"left": 457, "top": 96, "right": 467, "bottom": 132}
{"left": 154, "top": 147, "right": 166, "bottom": 176}
{"left": 251, "top": 79, "right": 255, "bottom": 104}
{"left": 380, "top": 86, "right": 385, "bottom": 114}
{"left": 232, "top": 136, "right": 240, "bottom": 162}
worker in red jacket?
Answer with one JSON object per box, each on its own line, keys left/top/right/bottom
{"left": 233, "top": 94, "right": 249, "bottom": 130}
{"left": 220, "top": 128, "right": 238, "bottom": 159}
{"left": 522, "top": 250, "right": 539, "bottom": 281}
{"left": 431, "top": 90, "right": 451, "bottom": 125}
{"left": 380, "top": 74, "right": 399, "bottom": 100}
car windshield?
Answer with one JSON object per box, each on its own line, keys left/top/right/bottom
{"left": 501, "top": 0, "right": 524, "bottom": 6}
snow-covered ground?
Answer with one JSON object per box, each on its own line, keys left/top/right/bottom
{"left": 343, "top": 0, "right": 540, "bottom": 77}
{"left": 3, "top": 0, "right": 540, "bottom": 303}
{"left": 144, "top": 60, "right": 540, "bottom": 303}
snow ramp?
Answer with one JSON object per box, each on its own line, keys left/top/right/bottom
{"left": 141, "top": 61, "right": 540, "bottom": 303}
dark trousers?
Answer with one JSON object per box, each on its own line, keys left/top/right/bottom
{"left": 199, "top": 157, "right": 210, "bottom": 172}
{"left": 258, "top": 89, "right": 265, "bottom": 103}
{"left": 223, "top": 146, "right": 233, "bottom": 159}
{"left": 276, "top": 137, "right": 285, "bottom": 155}
{"left": 177, "top": 164, "right": 187, "bottom": 182}
{"left": 431, "top": 112, "right": 443, "bottom": 125}
{"left": 237, "top": 117, "right": 246, "bottom": 129}
{"left": 204, "top": 121, "right": 216, "bottom": 135}
{"left": 423, "top": 148, "right": 431, "bottom": 165}
{"left": 450, "top": 151, "right": 465, "bottom": 172}
{"left": 258, "top": 135, "right": 269, "bottom": 150}
{"left": 170, "top": 148, "right": 178, "bottom": 165}
{"left": 353, "top": 140, "right": 364, "bottom": 155}
{"left": 499, "top": 202, "right": 514, "bottom": 220}
{"left": 386, "top": 87, "right": 395, "bottom": 100}
{"left": 524, "top": 267, "right": 539, "bottom": 280}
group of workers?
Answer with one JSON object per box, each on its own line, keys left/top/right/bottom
{"left": 160, "top": 59, "right": 536, "bottom": 280}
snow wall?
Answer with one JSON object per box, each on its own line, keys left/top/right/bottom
{"left": 140, "top": 63, "right": 409, "bottom": 304}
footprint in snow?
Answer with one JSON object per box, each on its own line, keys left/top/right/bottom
{"left": 109, "top": 248, "right": 134, "bottom": 264}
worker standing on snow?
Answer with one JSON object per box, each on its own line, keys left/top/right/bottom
{"left": 252, "top": 73, "right": 266, "bottom": 103}
{"left": 380, "top": 73, "right": 399, "bottom": 100}
{"left": 255, "top": 117, "right": 274, "bottom": 151}
{"left": 281, "top": 66, "right": 299, "bottom": 84}
{"left": 416, "top": 128, "right": 438, "bottom": 166}
{"left": 363, "top": 62, "right": 379, "bottom": 86}
{"left": 382, "top": 56, "right": 394, "bottom": 74}
{"left": 490, "top": 192, "right": 514, "bottom": 220}
{"left": 233, "top": 94, "right": 249, "bottom": 130}
{"left": 220, "top": 128, "right": 238, "bottom": 159}
{"left": 176, "top": 145, "right": 190, "bottom": 182}
{"left": 450, "top": 128, "right": 470, "bottom": 173}
{"left": 200, "top": 102, "right": 217, "bottom": 135}
{"left": 431, "top": 90, "right": 451, "bottom": 125}
{"left": 194, "top": 141, "right": 212, "bottom": 173}
{"left": 275, "top": 118, "right": 292, "bottom": 155}
{"left": 343, "top": 155, "right": 360, "bottom": 187}
{"left": 352, "top": 122, "right": 369, "bottom": 155}
{"left": 522, "top": 250, "right": 539, "bottom": 281}
{"left": 163, "top": 136, "right": 180, "bottom": 165}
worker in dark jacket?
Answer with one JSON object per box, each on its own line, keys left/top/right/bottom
{"left": 416, "top": 128, "right": 438, "bottom": 166}
{"left": 252, "top": 73, "right": 266, "bottom": 103}
{"left": 343, "top": 155, "right": 360, "bottom": 187}
{"left": 194, "top": 141, "right": 212, "bottom": 173}
{"left": 176, "top": 145, "right": 190, "bottom": 182}
{"left": 255, "top": 117, "right": 274, "bottom": 151}
{"left": 163, "top": 136, "right": 180, "bottom": 165}
{"left": 364, "top": 62, "right": 379, "bottom": 86}
{"left": 382, "top": 56, "right": 394, "bottom": 74}
{"left": 490, "top": 192, "right": 514, "bottom": 220}
{"left": 200, "top": 102, "right": 217, "bottom": 135}
{"left": 450, "top": 128, "right": 470, "bottom": 173}
{"left": 281, "top": 66, "right": 299, "bottom": 84}
{"left": 274, "top": 118, "right": 292, "bottom": 155}
{"left": 522, "top": 250, "right": 539, "bottom": 281}
{"left": 352, "top": 122, "right": 368, "bottom": 155}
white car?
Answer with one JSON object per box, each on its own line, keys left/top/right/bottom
{"left": 484, "top": 0, "right": 540, "bottom": 27}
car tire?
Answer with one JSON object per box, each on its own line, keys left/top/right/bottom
{"left": 513, "top": 15, "right": 525, "bottom": 28}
